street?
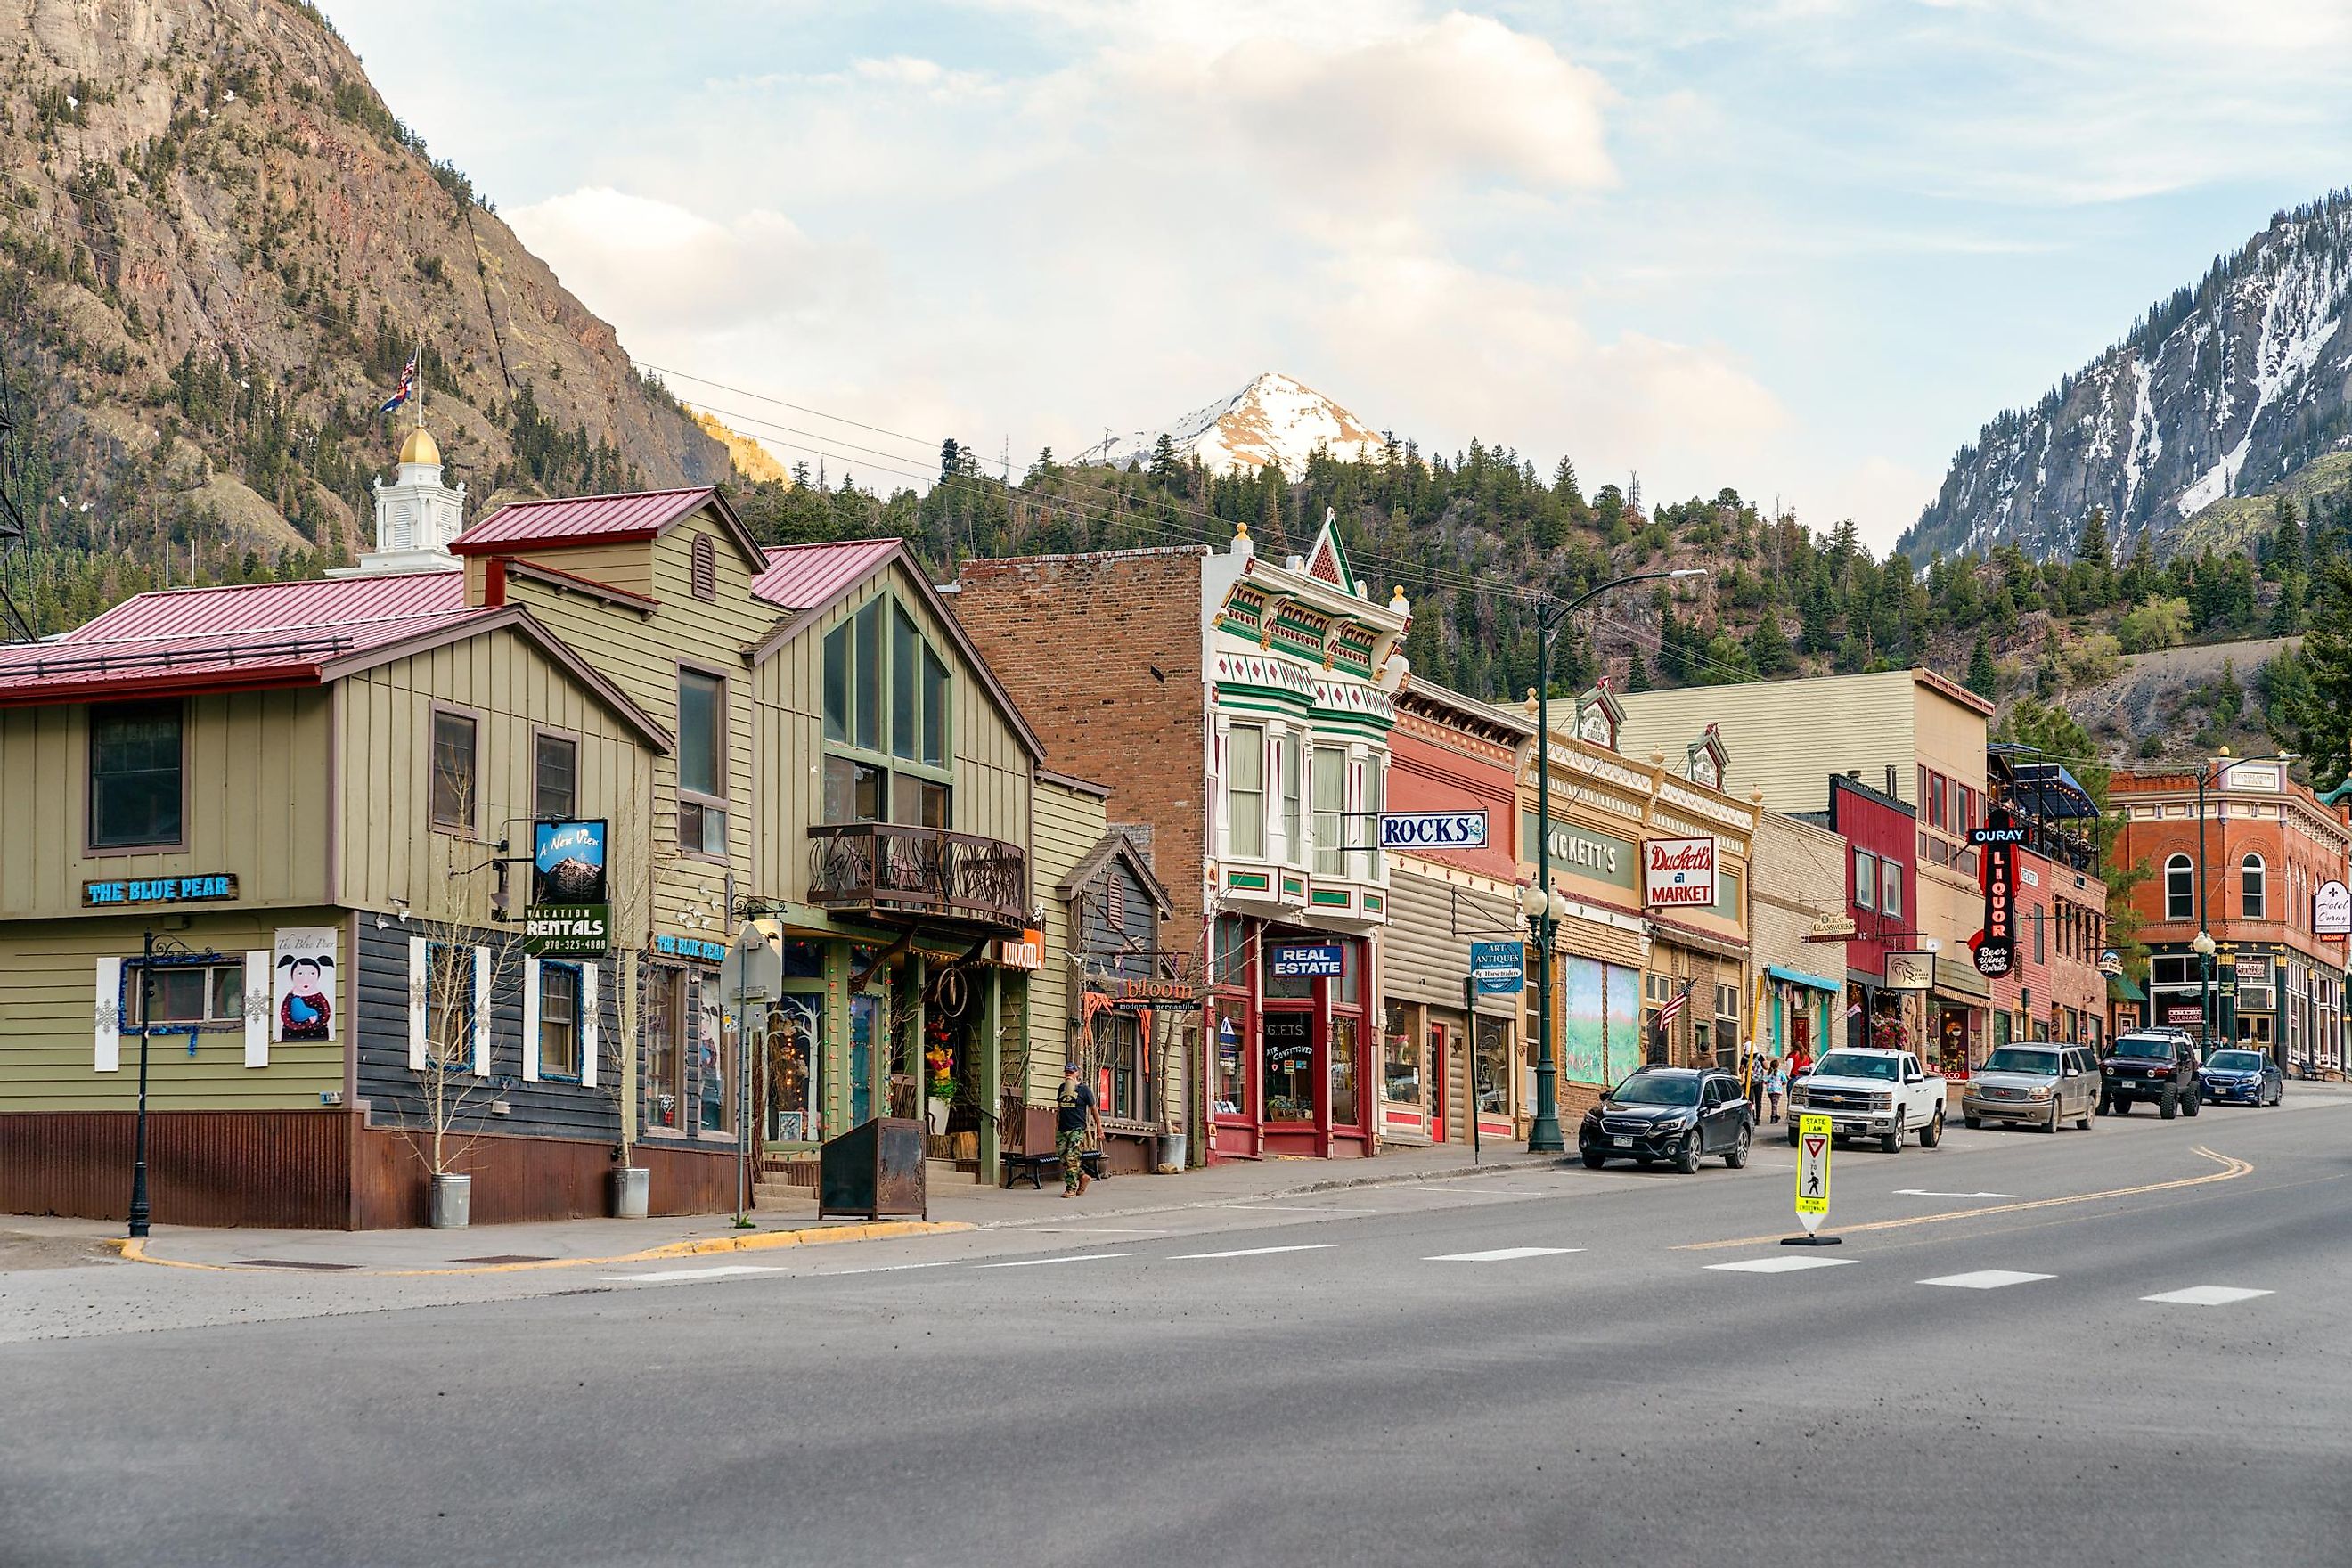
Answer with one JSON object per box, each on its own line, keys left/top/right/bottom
{"left": 5, "top": 1090, "right": 2349, "bottom": 1568}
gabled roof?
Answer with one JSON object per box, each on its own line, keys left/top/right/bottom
{"left": 1055, "top": 829, "right": 1175, "bottom": 919}
{"left": 452, "top": 486, "right": 765, "bottom": 572}
{"left": 0, "top": 577, "right": 670, "bottom": 750}
{"left": 1300, "top": 506, "right": 1356, "bottom": 593}
{"left": 747, "top": 537, "right": 1044, "bottom": 763}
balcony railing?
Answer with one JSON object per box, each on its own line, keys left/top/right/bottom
{"left": 807, "top": 823, "right": 1030, "bottom": 931}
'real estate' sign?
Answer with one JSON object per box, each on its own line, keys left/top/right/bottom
{"left": 1270, "top": 943, "right": 1345, "bottom": 978}
{"left": 83, "top": 873, "right": 238, "bottom": 908}
{"left": 1643, "top": 836, "right": 1718, "bottom": 908}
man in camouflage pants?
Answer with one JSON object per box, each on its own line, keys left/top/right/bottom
{"left": 1057, "top": 1060, "right": 1099, "bottom": 1197}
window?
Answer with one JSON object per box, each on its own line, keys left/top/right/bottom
{"left": 1882, "top": 861, "right": 1904, "bottom": 920}
{"left": 647, "top": 968, "right": 685, "bottom": 1130}
{"left": 127, "top": 961, "right": 243, "bottom": 1027}
{"left": 890, "top": 772, "right": 950, "bottom": 829}
{"left": 1646, "top": 972, "right": 1674, "bottom": 1006}
{"left": 1853, "top": 846, "right": 1878, "bottom": 911}
{"left": 855, "top": 600, "right": 883, "bottom": 750}
{"left": 429, "top": 710, "right": 477, "bottom": 831}
{"left": 677, "top": 668, "right": 727, "bottom": 855}
{"left": 1212, "top": 915, "right": 1250, "bottom": 988}
{"left": 1329, "top": 1015, "right": 1360, "bottom": 1126}
{"left": 2034, "top": 908, "right": 2045, "bottom": 964}
{"left": 89, "top": 701, "right": 183, "bottom": 848}
{"left": 696, "top": 976, "right": 732, "bottom": 1132}
{"left": 690, "top": 534, "right": 716, "bottom": 601}
{"left": 2165, "top": 853, "right": 2193, "bottom": 920}
{"left": 823, "top": 755, "right": 886, "bottom": 824}
{"left": 1213, "top": 997, "right": 1248, "bottom": 1115}
{"left": 821, "top": 597, "right": 954, "bottom": 823}
{"left": 1925, "top": 770, "right": 1944, "bottom": 829}
{"left": 539, "top": 963, "right": 582, "bottom": 1079}
{"left": 423, "top": 943, "right": 472, "bottom": 1065}
{"left": 1475, "top": 1014, "right": 1510, "bottom": 1115}
{"left": 1263, "top": 1013, "right": 1313, "bottom": 1122}
{"left": 1279, "top": 729, "right": 1303, "bottom": 862}
{"left": 1227, "top": 723, "right": 1265, "bottom": 859}
{"left": 765, "top": 993, "right": 821, "bottom": 1142}
{"left": 920, "top": 647, "right": 949, "bottom": 767}
{"left": 534, "top": 733, "right": 577, "bottom": 821}
{"left": 1382, "top": 1005, "right": 1420, "bottom": 1105}
{"left": 2242, "top": 853, "right": 2266, "bottom": 919}
{"left": 1948, "top": 779, "right": 1965, "bottom": 832}
{"left": 1312, "top": 744, "right": 1345, "bottom": 875}
{"left": 892, "top": 607, "right": 920, "bottom": 761}
{"left": 1103, "top": 1011, "right": 1147, "bottom": 1120}
{"left": 1716, "top": 983, "right": 1741, "bottom": 1025}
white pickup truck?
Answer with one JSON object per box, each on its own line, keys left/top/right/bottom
{"left": 1785, "top": 1048, "right": 1946, "bottom": 1152}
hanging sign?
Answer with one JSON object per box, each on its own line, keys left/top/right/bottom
{"left": 1642, "top": 836, "right": 1718, "bottom": 908}
{"left": 1269, "top": 943, "right": 1344, "bottom": 978}
{"left": 1972, "top": 805, "right": 2017, "bottom": 977}
{"left": 1469, "top": 940, "right": 1525, "bottom": 994}
{"left": 527, "top": 820, "right": 610, "bottom": 957}
{"left": 2316, "top": 880, "right": 2352, "bottom": 936}
{"left": 1379, "top": 810, "right": 1489, "bottom": 850}
{"left": 1883, "top": 951, "right": 1933, "bottom": 992}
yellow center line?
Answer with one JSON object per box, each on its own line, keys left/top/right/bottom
{"left": 1674, "top": 1146, "right": 2253, "bottom": 1251}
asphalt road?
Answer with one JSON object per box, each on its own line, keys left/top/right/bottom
{"left": 6, "top": 1091, "right": 2349, "bottom": 1568}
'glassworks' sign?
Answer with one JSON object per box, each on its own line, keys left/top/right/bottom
{"left": 83, "top": 874, "right": 238, "bottom": 908}
{"left": 1642, "top": 836, "right": 1718, "bottom": 909}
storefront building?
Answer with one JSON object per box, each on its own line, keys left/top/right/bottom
{"left": 1517, "top": 686, "right": 1757, "bottom": 1118}
{"left": 952, "top": 513, "right": 1410, "bottom": 1162}
{"left": 1796, "top": 772, "right": 1921, "bottom": 1058}
{"left": 1747, "top": 810, "right": 1850, "bottom": 1067}
{"left": 2112, "top": 757, "right": 2351, "bottom": 1074}
{"left": 1378, "top": 680, "right": 1531, "bottom": 1147}
{"left": 1983, "top": 752, "right": 2110, "bottom": 1054}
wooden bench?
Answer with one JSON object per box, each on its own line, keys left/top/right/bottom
{"left": 1001, "top": 1149, "right": 1108, "bottom": 1189}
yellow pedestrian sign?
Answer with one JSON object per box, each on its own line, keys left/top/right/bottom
{"left": 1793, "top": 1113, "right": 1832, "bottom": 1237}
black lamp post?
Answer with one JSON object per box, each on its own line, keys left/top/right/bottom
{"left": 1523, "top": 568, "right": 1707, "bottom": 1154}
{"left": 127, "top": 927, "right": 156, "bottom": 1239}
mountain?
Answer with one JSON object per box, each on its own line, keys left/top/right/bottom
{"left": 686, "top": 406, "right": 788, "bottom": 485}
{"left": 1900, "top": 192, "right": 2352, "bottom": 565}
{"left": 1074, "top": 372, "right": 1386, "bottom": 478}
{"left": 3, "top": 0, "right": 724, "bottom": 608}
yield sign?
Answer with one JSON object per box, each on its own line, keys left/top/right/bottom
{"left": 1794, "top": 1114, "right": 1833, "bottom": 1232}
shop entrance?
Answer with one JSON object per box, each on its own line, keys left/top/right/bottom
{"left": 1427, "top": 1022, "right": 1449, "bottom": 1144}
{"left": 1262, "top": 1009, "right": 1315, "bottom": 1128}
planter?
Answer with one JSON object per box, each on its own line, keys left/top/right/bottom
{"left": 926, "top": 1096, "right": 952, "bottom": 1134}
{"left": 1158, "top": 1132, "right": 1187, "bottom": 1172}
{"left": 611, "top": 1165, "right": 650, "bottom": 1220}
{"left": 429, "top": 1172, "right": 471, "bottom": 1229}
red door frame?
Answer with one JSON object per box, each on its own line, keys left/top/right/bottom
{"left": 1427, "top": 1018, "right": 1449, "bottom": 1144}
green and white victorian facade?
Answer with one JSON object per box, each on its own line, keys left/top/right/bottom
{"left": 1203, "top": 512, "right": 1411, "bottom": 1161}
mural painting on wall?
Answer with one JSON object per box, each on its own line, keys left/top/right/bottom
{"left": 1563, "top": 957, "right": 1607, "bottom": 1084}
{"left": 1603, "top": 963, "right": 1642, "bottom": 1085}
{"left": 273, "top": 927, "right": 338, "bottom": 1041}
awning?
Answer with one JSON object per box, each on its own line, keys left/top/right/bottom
{"left": 2107, "top": 972, "right": 2146, "bottom": 1003}
{"left": 1767, "top": 964, "right": 1842, "bottom": 993}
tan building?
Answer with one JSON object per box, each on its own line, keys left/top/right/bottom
{"left": 1747, "top": 812, "right": 1851, "bottom": 1066}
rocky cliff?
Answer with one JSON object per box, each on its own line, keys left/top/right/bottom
{"left": 1900, "top": 191, "right": 2352, "bottom": 565}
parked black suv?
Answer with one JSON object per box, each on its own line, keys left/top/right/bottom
{"left": 1578, "top": 1066, "right": 1753, "bottom": 1173}
{"left": 2099, "top": 1031, "right": 2203, "bottom": 1120}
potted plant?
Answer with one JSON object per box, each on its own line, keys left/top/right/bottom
{"left": 923, "top": 1021, "right": 956, "bottom": 1134}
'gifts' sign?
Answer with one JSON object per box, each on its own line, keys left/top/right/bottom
{"left": 1643, "top": 836, "right": 1718, "bottom": 908}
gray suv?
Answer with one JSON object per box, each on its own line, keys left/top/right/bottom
{"left": 1963, "top": 1044, "right": 2097, "bottom": 1132}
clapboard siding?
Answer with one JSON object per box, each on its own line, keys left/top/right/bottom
{"left": 352, "top": 917, "right": 621, "bottom": 1144}
{"left": 1028, "top": 778, "right": 1108, "bottom": 1103}
{"left": 1383, "top": 867, "right": 1522, "bottom": 1017}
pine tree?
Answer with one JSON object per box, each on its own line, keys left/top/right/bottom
{"left": 1966, "top": 631, "right": 1998, "bottom": 698}
{"left": 2269, "top": 494, "right": 2305, "bottom": 580}
{"left": 1626, "top": 652, "right": 1653, "bottom": 691}
{"left": 2074, "top": 505, "right": 2111, "bottom": 568}
{"left": 1746, "top": 608, "right": 1794, "bottom": 675}
{"left": 1148, "top": 434, "right": 1180, "bottom": 487}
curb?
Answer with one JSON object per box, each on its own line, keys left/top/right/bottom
{"left": 106, "top": 1219, "right": 972, "bottom": 1278}
{"left": 968, "top": 1153, "right": 1568, "bottom": 1229}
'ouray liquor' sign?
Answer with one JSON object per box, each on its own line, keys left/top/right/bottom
{"left": 1972, "top": 807, "right": 2019, "bottom": 976}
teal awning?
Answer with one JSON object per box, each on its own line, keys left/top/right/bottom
{"left": 1768, "top": 964, "right": 1842, "bottom": 994}
{"left": 2107, "top": 972, "right": 2146, "bottom": 1003}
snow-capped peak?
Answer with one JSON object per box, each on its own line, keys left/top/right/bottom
{"left": 1076, "top": 372, "right": 1386, "bottom": 479}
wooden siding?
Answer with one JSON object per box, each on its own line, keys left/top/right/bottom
{"left": 1615, "top": 670, "right": 1923, "bottom": 818}
{"left": 336, "top": 631, "right": 655, "bottom": 928}
{"left": 500, "top": 540, "right": 660, "bottom": 599}
{"left": 1026, "top": 777, "right": 1108, "bottom": 1103}
{"left": 1383, "top": 866, "right": 1522, "bottom": 1018}
{"left": 2, "top": 1108, "right": 355, "bottom": 1227}
{"left": 0, "top": 687, "right": 331, "bottom": 919}
{"left": 752, "top": 559, "right": 1033, "bottom": 901}
{"left": 0, "top": 910, "right": 344, "bottom": 1111}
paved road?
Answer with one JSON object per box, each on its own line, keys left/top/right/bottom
{"left": 5, "top": 1092, "right": 2348, "bottom": 1567}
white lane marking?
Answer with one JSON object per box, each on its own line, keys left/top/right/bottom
{"left": 1919, "top": 1270, "right": 2053, "bottom": 1290}
{"left": 603, "top": 1265, "right": 788, "bottom": 1282}
{"left": 1895, "top": 1189, "right": 2020, "bottom": 1199}
{"left": 1706, "top": 1255, "right": 1857, "bottom": 1274}
{"left": 981, "top": 1227, "right": 1170, "bottom": 1236}
{"left": 1219, "top": 1204, "right": 1380, "bottom": 1213}
{"left": 816, "top": 1261, "right": 963, "bottom": 1276}
{"left": 1168, "top": 1244, "right": 1335, "bottom": 1260}
{"left": 975, "top": 1253, "right": 1140, "bottom": 1269}
{"left": 2142, "top": 1286, "right": 2274, "bottom": 1306}
{"left": 1424, "top": 1246, "right": 1585, "bottom": 1262}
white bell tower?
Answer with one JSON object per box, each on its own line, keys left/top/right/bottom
{"left": 330, "top": 421, "right": 467, "bottom": 577}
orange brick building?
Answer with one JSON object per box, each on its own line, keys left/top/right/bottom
{"left": 2111, "top": 757, "right": 2351, "bottom": 1074}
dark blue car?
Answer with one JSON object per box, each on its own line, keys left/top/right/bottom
{"left": 2198, "top": 1048, "right": 2283, "bottom": 1107}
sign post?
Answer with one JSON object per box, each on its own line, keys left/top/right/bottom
{"left": 1784, "top": 1112, "right": 1839, "bottom": 1246}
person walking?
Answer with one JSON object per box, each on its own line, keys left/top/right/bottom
{"left": 1056, "top": 1060, "right": 1100, "bottom": 1198}
{"left": 1766, "top": 1057, "right": 1788, "bottom": 1124}
{"left": 1747, "top": 1050, "right": 1767, "bottom": 1119}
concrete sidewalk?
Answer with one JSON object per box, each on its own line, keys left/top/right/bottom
{"left": 64, "top": 1143, "right": 1564, "bottom": 1276}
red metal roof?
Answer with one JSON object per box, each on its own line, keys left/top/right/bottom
{"left": 451, "top": 488, "right": 717, "bottom": 552}
{"left": 0, "top": 574, "right": 486, "bottom": 705}
{"left": 752, "top": 538, "right": 904, "bottom": 609}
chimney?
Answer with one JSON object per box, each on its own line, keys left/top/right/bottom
{"left": 1885, "top": 764, "right": 1899, "bottom": 797}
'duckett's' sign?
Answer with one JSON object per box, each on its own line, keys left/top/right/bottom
{"left": 1642, "top": 836, "right": 1718, "bottom": 908}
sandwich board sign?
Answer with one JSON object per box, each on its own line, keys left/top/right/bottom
{"left": 1794, "top": 1114, "right": 1832, "bottom": 1235}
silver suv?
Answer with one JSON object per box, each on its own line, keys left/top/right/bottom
{"left": 1963, "top": 1043, "right": 2097, "bottom": 1132}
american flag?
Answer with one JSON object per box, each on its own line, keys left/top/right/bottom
{"left": 1657, "top": 978, "right": 1694, "bottom": 1026}
{"left": 379, "top": 355, "right": 416, "bottom": 414}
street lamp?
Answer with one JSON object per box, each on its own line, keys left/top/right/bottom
{"left": 2193, "top": 928, "right": 2217, "bottom": 1052}
{"left": 1523, "top": 567, "right": 1707, "bottom": 1155}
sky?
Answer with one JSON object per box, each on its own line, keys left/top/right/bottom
{"left": 324, "top": 0, "right": 2352, "bottom": 551}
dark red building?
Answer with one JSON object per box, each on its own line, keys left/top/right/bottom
{"left": 1822, "top": 772, "right": 1921, "bottom": 1049}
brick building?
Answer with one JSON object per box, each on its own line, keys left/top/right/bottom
{"left": 2111, "top": 756, "right": 2351, "bottom": 1073}
{"left": 1983, "top": 752, "right": 2110, "bottom": 1057}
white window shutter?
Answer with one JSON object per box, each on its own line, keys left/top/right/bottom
{"left": 470, "top": 946, "right": 491, "bottom": 1074}
{"left": 521, "top": 956, "right": 542, "bottom": 1082}
{"left": 94, "top": 957, "right": 122, "bottom": 1073}
{"left": 407, "top": 936, "right": 429, "bottom": 1069}
{"left": 243, "top": 950, "right": 271, "bottom": 1068}
{"left": 581, "top": 962, "right": 600, "bottom": 1089}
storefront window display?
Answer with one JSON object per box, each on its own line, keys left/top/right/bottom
{"left": 1264, "top": 1013, "right": 1314, "bottom": 1121}
{"left": 1213, "top": 998, "right": 1248, "bottom": 1116}
{"left": 848, "top": 993, "right": 878, "bottom": 1128}
{"left": 1330, "top": 1016, "right": 1360, "bottom": 1126}
{"left": 1383, "top": 1003, "right": 1419, "bottom": 1104}
{"left": 1475, "top": 1014, "right": 1509, "bottom": 1116}
{"left": 765, "top": 992, "right": 820, "bottom": 1142}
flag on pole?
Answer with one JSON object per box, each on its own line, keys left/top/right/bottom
{"left": 379, "top": 356, "right": 416, "bottom": 415}
{"left": 1657, "top": 978, "right": 1693, "bottom": 1027}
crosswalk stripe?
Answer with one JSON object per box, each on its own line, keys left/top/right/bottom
{"left": 2141, "top": 1285, "right": 2274, "bottom": 1306}
{"left": 1168, "top": 1245, "right": 1335, "bottom": 1260}
{"left": 604, "top": 1264, "right": 788, "bottom": 1282}
{"left": 1706, "top": 1255, "right": 1857, "bottom": 1274}
{"left": 1918, "top": 1270, "right": 2053, "bottom": 1290}
{"left": 1424, "top": 1246, "right": 1584, "bottom": 1262}
{"left": 975, "top": 1253, "right": 1140, "bottom": 1269}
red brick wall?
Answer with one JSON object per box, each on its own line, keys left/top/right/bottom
{"left": 952, "top": 551, "right": 1211, "bottom": 943}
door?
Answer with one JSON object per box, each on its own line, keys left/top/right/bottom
{"left": 1427, "top": 1022, "right": 1449, "bottom": 1144}
{"left": 1698, "top": 1078, "right": 1731, "bottom": 1153}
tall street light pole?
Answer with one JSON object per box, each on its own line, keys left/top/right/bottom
{"left": 1523, "top": 567, "right": 1707, "bottom": 1155}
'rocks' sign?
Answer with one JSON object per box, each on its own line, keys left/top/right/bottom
{"left": 1643, "top": 836, "right": 1717, "bottom": 908}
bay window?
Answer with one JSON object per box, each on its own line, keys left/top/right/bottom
{"left": 1312, "top": 744, "right": 1345, "bottom": 875}
{"left": 1227, "top": 723, "right": 1265, "bottom": 859}
{"left": 820, "top": 598, "right": 955, "bottom": 827}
